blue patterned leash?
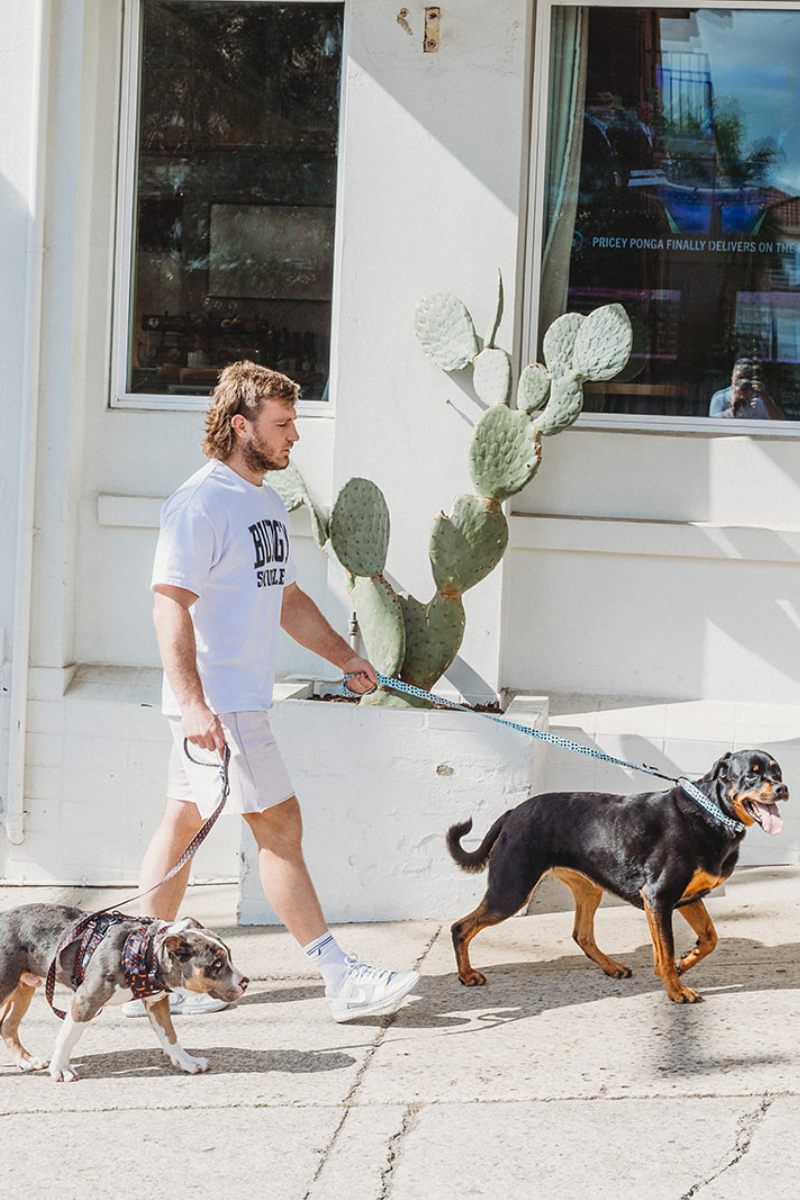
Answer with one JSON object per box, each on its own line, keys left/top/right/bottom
{"left": 343, "top": 673, "right": 744, "bottom": 835}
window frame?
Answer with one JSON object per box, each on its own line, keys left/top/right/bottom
{"left": 523, "top": 0, "right": 800, "bottom": 437}
{"left": 110, "top": 0, "right": 347, "bottom": 414}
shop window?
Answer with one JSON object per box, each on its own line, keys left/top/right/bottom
{"left": 536, "top": 4, "right": 800, "bottom": 428}
{"left": 113, "top": 0, "right": 344, "bottom": 409}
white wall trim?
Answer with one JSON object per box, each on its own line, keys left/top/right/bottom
{"left": 509, "top": 511, "right": 800, "bottom": 563}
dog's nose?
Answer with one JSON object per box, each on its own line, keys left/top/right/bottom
{"left": 774, "top": 782, "right": 789, "bottom": 801}
{"left": 239, "top": 975, "right": 249, "bottom": 991}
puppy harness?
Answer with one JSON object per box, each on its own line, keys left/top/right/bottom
{"left": 45, "top": 913, "right": 168, "bottom": 1019}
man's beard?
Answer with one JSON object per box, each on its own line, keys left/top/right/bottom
{"left": 241, "top": 431, "right": 287, "bottom": 475}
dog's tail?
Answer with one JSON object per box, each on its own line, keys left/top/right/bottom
{"left": 446, "top": 812, "right": 510, "bottom": 874}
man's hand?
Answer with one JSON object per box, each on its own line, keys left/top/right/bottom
{"left": 181, "top": 700, "right": 227, "bottom": 754}
{"left": 341, "top": 654, "right": 379, "bottom": 695}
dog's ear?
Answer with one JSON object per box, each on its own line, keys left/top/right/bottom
{"left": 698, "top": 753, "right": 733, "bottom": 784}
{"left": 163, "top": 934, "right": 195, "bottom": 961}
{"left": 163, "top": 916, "right": 201, "bottom": 936}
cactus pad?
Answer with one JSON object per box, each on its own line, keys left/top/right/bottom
{"left": 572, "top": 303, "right": 632, "bottom": 381}
{"left": 414, "top": 292, "right": 480, "bottom": 371}
{"left": 516, "top": 363, "right": 551, "bottom": 413}
{"left": 329, "top": 478, "right": 390, "bottom": 578}
{"left": 472, "top": 347, "right": 512, "bottom": 406}
{"left": 543, "top": 311, "right": 585, "bottom": 376}
{"left": 265, "top": 461, "right": 306, "bottom": 511}
{"left": 430, "top": 495, "right": 508, "bottom": 594}
{"left": 399, "top": 591, "right": 466, "bottom": 692}
{"left": 469, "top": 405, "right": 542, "bottom": 502}
{"left": 534, "top": 370, "right": 584, "bottom": 437}
{"left": 351, "top": 574, "right": 406, "bottom": 677}
{"left": 265, "top": 462, "right": 329, "bottom": 548}
{"left": 485, "top": 268, "right": 504, "bottom": 349}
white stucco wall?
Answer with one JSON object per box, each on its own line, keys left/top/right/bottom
{"left": 3, "top": 0, "right": 799, "bottom": 888}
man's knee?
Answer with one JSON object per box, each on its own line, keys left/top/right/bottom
{"left": 161, "top": 797, "right": 205, "bottom": 839}
{"left": 244, "top": 797, "right": 303, "bottom": 855}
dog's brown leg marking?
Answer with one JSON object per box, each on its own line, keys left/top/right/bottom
{"left": 550, "top": 868, "right": 632, "bottom": 979}
{"left": 676, "top": 899, "right": 718, "bottom": 976}
{"left": 640, "top": 892, "right": 702, "bottom": 1003}
{"left": 1, "top": 982, "right": 48, "bottom": 1069}
{"left": 145, "top": 995, "right": 179, "bottom": 1046}
{"left": 451, "top": 900, "right": 513, "bottom": 986}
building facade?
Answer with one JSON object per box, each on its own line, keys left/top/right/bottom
{"left": 2, "top": 0, "right": 799, "bottom": 892}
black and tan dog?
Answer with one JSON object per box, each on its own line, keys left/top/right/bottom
{"left": 0, "top": 905, "right": 248, "bottom": 1081}
{"left": 447, "top": 750, "right": 787, "bottom": 1003}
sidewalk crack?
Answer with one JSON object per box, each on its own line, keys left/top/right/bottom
{"left": 681, "top": 1093, "right": 775, "bottom": 1198}
{"left": 378, "top": 1102, "right": 421, "bottom": 1198}
{"left": 302, "top": 927, "right": 439, "bottom": 1199}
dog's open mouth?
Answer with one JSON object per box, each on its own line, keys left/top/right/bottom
{"left": 744, "top": 798, "right": 784, "bottom": 835}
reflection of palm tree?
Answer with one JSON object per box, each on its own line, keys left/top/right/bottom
{"left": 711, "top": 107, "right": 777, "bottom": 187}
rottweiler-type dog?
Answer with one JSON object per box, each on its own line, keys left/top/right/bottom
{"left": 447, "top": 750, "right": 787, "bottom": 1003}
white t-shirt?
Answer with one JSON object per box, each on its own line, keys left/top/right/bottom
{"left": 151, "top": 460, "right": 297, "bottom": 716}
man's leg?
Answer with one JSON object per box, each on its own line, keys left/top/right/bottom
{"left": 243, "top": 797, "right": 327, "bottom": 944}
{"left": 243, "top": 798, "right": 419, "bottom": 1022}
{"left": 138, "top": 797, "right": 206, "bottom": 920}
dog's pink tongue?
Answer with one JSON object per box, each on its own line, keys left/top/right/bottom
{"left": 755, "top": 802, "right": 784, "bottom": 835}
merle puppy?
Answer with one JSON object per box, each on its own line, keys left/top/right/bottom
{"left": 0, "top": 905, "right": 248, "bottom": 1080}
{"left": 447, "top": 750, "right": 787, "bottom": 1003}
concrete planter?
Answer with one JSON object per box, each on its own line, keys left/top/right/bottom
{"left": 238, "top": 691, "right": 548, "bottom": 924}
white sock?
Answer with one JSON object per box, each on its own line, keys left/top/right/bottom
{"left": 303, "top": 931, "right": 350, "bottom": 994}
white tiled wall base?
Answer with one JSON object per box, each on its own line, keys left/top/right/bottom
{"left": 238, "top": 695, "right": 549, "bottom": 924}
{"left": 2, "top": 667, "right": 240, "bottom": 886}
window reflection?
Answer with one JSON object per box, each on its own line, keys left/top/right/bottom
{"left": 543, "top": 6, "right": 800, "bottom": 422}
{"left": 128, "top": 1, "right": 343, "bottom": 401}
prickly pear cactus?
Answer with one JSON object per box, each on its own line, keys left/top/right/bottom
{"left": 281, "top": 280, "right": 630, "bottom": 707}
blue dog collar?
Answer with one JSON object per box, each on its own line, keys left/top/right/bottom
{"left": 679, "top": 777, "right": 745, "bottom": 836}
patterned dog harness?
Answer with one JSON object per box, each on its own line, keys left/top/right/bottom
{"left": 46, "top": 913, "right": 168, "bottom": 1019}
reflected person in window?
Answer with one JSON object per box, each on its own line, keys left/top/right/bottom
{"left": 125, "top": 361, "right": 419, "bottom": 1024}
{"left": 709, "top": 357, "right": 785, "bottom": 420}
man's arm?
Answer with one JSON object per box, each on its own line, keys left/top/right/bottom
{"left": 153, "top": 585, "right": 226, "bottom": 752}
{"left": 280, "top": 581, "right": 378, "bottom": 694}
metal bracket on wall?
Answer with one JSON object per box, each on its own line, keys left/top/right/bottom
{"left": 424, "top": 6, "right": 440, "bottom": 52}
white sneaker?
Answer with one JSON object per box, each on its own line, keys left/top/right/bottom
{"left": 122, "top": 992, "right": 230, "bottom": 1018}
{"left": 327, "top": 955, "right": 420, "bottom": 1022}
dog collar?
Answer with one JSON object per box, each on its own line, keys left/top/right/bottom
{"left": 121, "top": 920, "right": 169, "bottom": 1000}
{"left": 679, "top": 777, "right": 745, "bottom": 836}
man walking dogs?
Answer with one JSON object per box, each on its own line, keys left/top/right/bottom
{"left": 125, "top": 361, "right": 419, "bottom": 1022}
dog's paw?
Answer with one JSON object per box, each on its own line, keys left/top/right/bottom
{"left": 459, "top": 970, "right": 487, "bottom": 987}
{"left": 50, "top": 1064, "right": 79, "bottom": 1082}
{"left": 19, "top": 1055, "right": 49, "bottom": 1073}
{"left": 675, "top": 986, "right": 703, "bottom": 1004}
{"left": 167, "top": 1049, "right": 209, "bottom": 1074}
{"left": 182, "top": 1054, "right": 209, "bottom": 1074}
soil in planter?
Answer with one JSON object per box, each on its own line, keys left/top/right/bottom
{"left": 309, "top": 692, "right": 502, "bottom": 714}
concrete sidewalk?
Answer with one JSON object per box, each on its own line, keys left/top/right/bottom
{"left": 1, "top": 866, "right": 799, "bottom": 1199}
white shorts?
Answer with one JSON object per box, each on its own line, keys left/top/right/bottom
{"left": 167, "top": 711, "right": 295, "bottom": 818}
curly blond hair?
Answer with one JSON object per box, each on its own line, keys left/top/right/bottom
{"left": 202, "top": 361, "right": 300, "bottom": 460}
